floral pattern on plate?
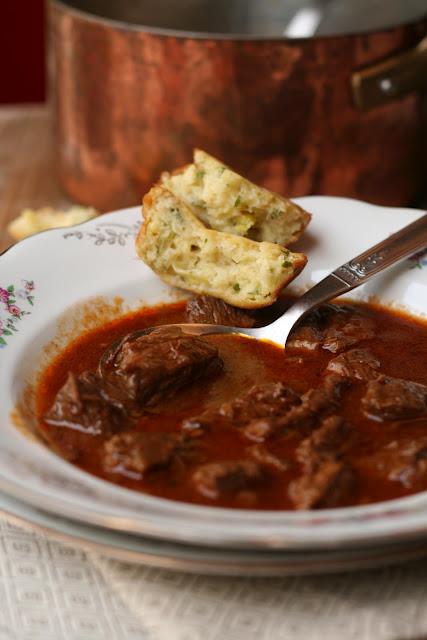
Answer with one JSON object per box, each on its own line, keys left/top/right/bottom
{"left": 408, "top": 248, "right": 427, "bottom": 270}
{"left": 0, "top": 280, "right": 35, "bottom": 347}
{"left": 63, "top": 222, "right": 140, "bottom": 246}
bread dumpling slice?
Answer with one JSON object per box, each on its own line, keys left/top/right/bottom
{"left": 161, "top": 149, "right": 311, "bottom": 245}
{"left": 136, "top": 185, "right": 307, "bottom": 309}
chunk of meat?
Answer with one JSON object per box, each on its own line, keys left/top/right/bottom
{"left": 182, "top": 382, "right": 300, "bottom": 433}
{"left": 362, "top": 375, "right": 427, "bottom": 420}
{"left": 243, "top": 383, "right": 341, "bottom": 442}
{"left": 362, "top": 438, "right": 427, "bottom": 490}
{"left": 186, "top": 295, "right": 255, "bottom": 328}
{"left": 287, "top": 325, "right": 323, "bottom": 352}
{"left": 220, "top": 382, "right": 301, "bottom": 422}
{"left": 184, "top": 375, "right": 349, "bottom": 444}
{"left": 296, "top": 415, "right": 354, "bottom": 470}
{"left": 289, "top": 460, "right": 355, "bottom": 509}
{"left": 390, "top": 444, "right": 427, "bottom": 488}
{"left": 44, "top": 372, "right": 125, "bottom": 436}
{"left": 326, "top": 348, "right": 381, "bottom": 381}
{"left": 322, "top": 373, "right": 352, "bottom": 399}
{"left": 284, "top": 386, "right": 340, "bottom": 424}
{"left": 192, "top": 461, "right": 267, "bottom": 499}
{"left": 248, "top": 445, "right": 289, "bottom": 471}
{"left": 103, "top": 432, "right": 182, "bottom": 478}
{"left": 103, "top": 327, "right": 223, "bottom": 407}
{"left": 288, "top": 304, "right": 375, "bottom": 354}
{"left": 322, "top": 314, "right": 375, "bottom": 353}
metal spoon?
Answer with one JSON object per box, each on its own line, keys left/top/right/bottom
{"left": 100, "top": 213, "right": 427, "bottom": 371}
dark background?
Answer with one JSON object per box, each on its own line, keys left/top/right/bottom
{"left": 1, "top": 1, "right": 46, "bottom": 103}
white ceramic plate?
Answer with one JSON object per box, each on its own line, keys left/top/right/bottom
{"left": 0, "top": 197, "right": 426, "bottom": 551}
{"left": 3, "top": 486, "right": 427, "bottom": 576}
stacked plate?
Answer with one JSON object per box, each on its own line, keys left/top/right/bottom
{"left": 1, "top": 196, "right": 426, "bottom": 576}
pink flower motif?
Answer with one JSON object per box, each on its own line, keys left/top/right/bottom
{"left": 24, "top": 280, "right": 34, "bottom": 292}
{"left": 8, "top": 304, "right": 21, "bottom": 317}
{"left": 0, "top": 287, "right": 9, "bottom": 303}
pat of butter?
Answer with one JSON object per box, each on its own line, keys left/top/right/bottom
{"left": 8, "top": 206, "right": 99, "bottom": 241}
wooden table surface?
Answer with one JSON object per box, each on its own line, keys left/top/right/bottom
{"left": 0, "top": 104, "right": 71, "bottom": 254}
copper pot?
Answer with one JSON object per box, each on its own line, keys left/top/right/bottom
{"left": 50, "top": 0, "right": 427, "bottom": 210}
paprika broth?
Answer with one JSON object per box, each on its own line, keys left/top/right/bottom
{"left": 36, "top": 297, "right": 427, "bottom": 510}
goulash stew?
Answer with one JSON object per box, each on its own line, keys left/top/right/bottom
{"left": 36, "top": 296, "right": 427, "bottom": 510}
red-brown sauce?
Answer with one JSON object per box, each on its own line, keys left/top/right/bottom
{"left": 36, "top": 300, "right": 427, "bottom": 510}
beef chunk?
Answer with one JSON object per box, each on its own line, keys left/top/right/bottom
{"left": 362, "top": 375, "right": 427, "bottom": 420}
{"left": 248, "top": 445, "right": 289, "bottom": 471}
{"left": 289, "top": 460, "right": 355, "bottom": 509}
{"left": 186, "top": 295, "right": 255, "bottom": 328}
{"left": 390, "top": 444, "right": 427, "bottom": 488}
{"left": 288, "top": 304, "right": 375, "bottom": 354}
{"left": 286, "top": 387, "right": 340, "bottom": 423}
{"left": 183, "top": 374, "right": 349, "bottom": 445}
{"left": 322, "top": 373, "right": 352, "bottom": 399}
{"left": 182, "top": 382, "right": 300, "bottom": 434}
{"left": 322, "top": 314, "right": 375, "bottom": 353}
{"left": 103, "top": 432, "right": 182, "bottom": 478}
{"left": 103, "top": 327, "right": 223, "bottom": 407}
{"left": 220, "top": 382, "right": 301, "bottom": 422}
{"left": 362, "top": 438, "right": 427, "bottom": 490}
{"left": 243, "top": 385, "right": 340, "bottom": 442}
{"left": 44, "top": 371, "right": 125, "bottom": 436}
{"left": 326, "top": 348, "right": 381, "bottom": 381}
{"left": 192, "top": 461, "right": 267, "bottom": 499}
{"left": 287, "top": 325, "right": 323, "bottom": 352}
{"left": 296, "top": 415, "right": 353, "bottom": 470}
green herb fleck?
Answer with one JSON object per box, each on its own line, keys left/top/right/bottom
{"left": 233, "top": 283, "right": 241, "bottom": 292}
{"left": 196, "top": 170, "right": 205, "bottom": 180}
{"left": 171, "top": 208, "right": 183, "bottom": 223}
{"left": 283, "top": 260, "right": 292, "bottom": 269}
{"left": 234, "top": 196, "right": 241, "bottom": 207}
{"left": 218, "top": 166, "right": 226, "bottom": 176}
{"left": 269, "top": 208, "right": 282, "bottom": 220}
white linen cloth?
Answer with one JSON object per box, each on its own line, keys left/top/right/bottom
{"left": 92, "top": 554, "right": 427, "bottom": 640}
{"left": 1, "top": 514, "right": 427, "bottom": 640}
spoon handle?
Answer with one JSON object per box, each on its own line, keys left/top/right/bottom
{"left": 305, "top": 213, "right": 427, "bottom": 308}
{"left": 333, "top": 213, "right": 427, "bottom": 289}
{"left": 259, "top": 213, "right": 427, "bottom": 345}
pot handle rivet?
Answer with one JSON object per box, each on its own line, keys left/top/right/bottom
{"left": 352, "top": 35, "right": 427, "bottom": 109}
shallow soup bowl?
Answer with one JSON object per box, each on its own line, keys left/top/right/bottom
{"left": 0, "top": 196, "right": 426, "bottom": 551}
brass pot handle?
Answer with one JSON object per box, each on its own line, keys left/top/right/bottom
{"left": 352, "top": 35, "right": 427, "bottom": 109}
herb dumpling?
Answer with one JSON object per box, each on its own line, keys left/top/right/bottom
{"left": 136, "top": 185, "right": 307, "bottom": 309}
{"left": 161, "top": 149, "right": 311, "bottom": 245}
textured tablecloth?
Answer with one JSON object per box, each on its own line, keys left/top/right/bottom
{"left": 1, "top": 516, "right": 427, "bottom": 640}
{"left": 0, "top": 518, "right": 147, "bottom": 640}
{"left": 93, "top": 555, "right": 427, "bottom": 640}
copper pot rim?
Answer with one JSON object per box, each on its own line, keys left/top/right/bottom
{"left": 51, "top": 0, "right": 427, "bottom": 43}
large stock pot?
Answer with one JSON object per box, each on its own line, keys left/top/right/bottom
{"left": 50, "top": 0, "right": 427, "bottom": 210}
